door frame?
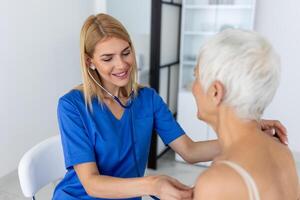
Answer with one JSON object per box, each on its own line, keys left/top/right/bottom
{"left": 148, "top": 0, "right": 182, "bottom": 169}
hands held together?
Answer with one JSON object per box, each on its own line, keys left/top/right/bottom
{"left": 150, "top": 175, "right": 193, "bottom": 200}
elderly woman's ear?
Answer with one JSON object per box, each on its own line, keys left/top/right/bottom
{"left": 208, "top": 80, "right": 225, "bottom": 106}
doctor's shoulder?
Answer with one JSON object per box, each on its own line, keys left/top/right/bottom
{"left": 136, "top": 85, "right": 161, "bottom": 100}
{"left": 59, "top": 84, "right": 84, "bottom": 101}
{"left": 57, "top": 85, "right": 86, "bottom": 110}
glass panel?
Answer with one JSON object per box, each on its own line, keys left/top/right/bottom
{"left": 159, "top": 67, "right": 168, "bottom": 104}
{"left": 169, "top": 64, "right": 180, "bottom": 113}
{"left": 160, "top": 4, "right": 180, "bottom": 66}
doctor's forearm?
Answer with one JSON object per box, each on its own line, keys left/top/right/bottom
{"left": 188, "top": 140, "right": 221, "bottom": 163}
{"left": 86, "top": 175, "right": 156, "bottom": 198}
{"left": 170, "top": 135, "right": 221, "bottom": 164}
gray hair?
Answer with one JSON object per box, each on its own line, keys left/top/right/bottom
{"left": 197, "top": 29, "right": 280, "bottom": 120}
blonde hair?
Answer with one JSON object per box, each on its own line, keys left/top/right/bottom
{"left": 78, "top": 13, "right": 139, "bottom": 110}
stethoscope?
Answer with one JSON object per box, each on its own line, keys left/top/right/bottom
{"left": 87, "top": 68, "right": 134, "bottom": 108}
{"left": 88, "top": 68, "right": 160, "bottom": 200}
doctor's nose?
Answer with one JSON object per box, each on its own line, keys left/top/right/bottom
{"left": 114, "top": 56, "right": 128, "bottom": 69}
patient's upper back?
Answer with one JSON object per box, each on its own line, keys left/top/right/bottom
{"left": 194, "top": 135, "right": 299, "bottom": 200}
{"left": 223, "top": 135, "right": 298, "bottom": 199}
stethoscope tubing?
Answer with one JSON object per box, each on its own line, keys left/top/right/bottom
{"left": 88, "top": 68, "right": 134, "bottom": 108}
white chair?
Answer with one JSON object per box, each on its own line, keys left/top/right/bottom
{"left": 18, "top": 135, "right": 66, "bottom": 200}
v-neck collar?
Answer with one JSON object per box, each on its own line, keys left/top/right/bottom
{"left": 104, "top": 104, "right": 128, "bottom": 122}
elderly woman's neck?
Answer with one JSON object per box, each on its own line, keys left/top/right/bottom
{"left": 212, "top": 106, "right": 261, "bottom": 151}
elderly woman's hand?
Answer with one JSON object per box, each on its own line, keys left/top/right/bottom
{"left": 259, "top": 119, "right": 288, "bottom": 145}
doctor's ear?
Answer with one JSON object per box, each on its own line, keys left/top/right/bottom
{"left": 208, "top": 80, "right": 225, "bottom": 106}
{"left": 85, "top": 54, "right": 94, "bottom": 69}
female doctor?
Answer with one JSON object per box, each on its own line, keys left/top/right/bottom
{"left": 52, "top": 13, "right": 288, "bottom": 200}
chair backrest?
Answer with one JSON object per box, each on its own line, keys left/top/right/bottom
{"left": 18, "top": 135, "right": 66, "bottom": 198}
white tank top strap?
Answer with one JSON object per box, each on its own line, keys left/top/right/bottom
{"left": 217, "top": 160, "right": 260, "bottom": 200}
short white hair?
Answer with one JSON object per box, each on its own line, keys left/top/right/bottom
{"left": 197, "top": 29, "right": 280, "bottom": 120}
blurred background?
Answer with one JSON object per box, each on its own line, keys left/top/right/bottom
{"left": 0, "top": 0, "right": 300, "bottom": 199}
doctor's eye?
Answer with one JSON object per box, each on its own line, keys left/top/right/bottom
{"left": 122, "top": 50, "right": 131, "bottom": 56}
{"left": 102, "top": 57, "right": 113, "bottom": 62}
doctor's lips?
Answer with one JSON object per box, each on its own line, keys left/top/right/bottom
{"left": 112, "top": 70, "right": 130, "bottom": 80}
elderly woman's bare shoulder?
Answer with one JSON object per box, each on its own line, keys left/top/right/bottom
{"left": 193, "top": 163, "right": 249, "bottom": 200}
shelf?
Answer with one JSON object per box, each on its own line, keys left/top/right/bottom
{"left": 185, "top": 5, "right": 253, "bottom": 10}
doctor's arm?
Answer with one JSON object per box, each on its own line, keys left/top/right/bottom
{"left": 169, "top": 134, "right": 220, "bottom": 164}
{"left": 74, "top": 162, "right": 192, "bottom": 200}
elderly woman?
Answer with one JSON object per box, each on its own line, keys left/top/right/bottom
{"left": 192, "top": 29, "right": 299, "bottom": 200}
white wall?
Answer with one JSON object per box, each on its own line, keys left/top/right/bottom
{"left": 106, "top": 0, "right": 151, "bottom": 35}
{"left": 0, "top": 0, "right": 106, "bottom": 178}
{"left": 95, "top": 0, "right": 107, "bottom": 14}
{"left": 255, "top": 0, "right": 300, "bottom": 155}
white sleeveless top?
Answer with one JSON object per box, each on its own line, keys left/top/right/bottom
{"left": 217, "top": 160, "right": 260, "bottom": 200}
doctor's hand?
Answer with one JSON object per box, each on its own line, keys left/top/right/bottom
{"left": 149, "top": 175, "right": 193, "bottom": 200}
{"left": 259, "top": 119, "right": 288, "bottom": 145}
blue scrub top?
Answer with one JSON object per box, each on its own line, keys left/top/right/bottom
{"left": 52, "top": 87, "right": 185, "bottom": 200}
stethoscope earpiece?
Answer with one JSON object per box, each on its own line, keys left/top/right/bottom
{"left": 90, "top": 64, "right": 96, "bottom": 70}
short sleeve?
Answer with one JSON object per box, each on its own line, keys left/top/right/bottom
{"left": 152, "top": 90, "right": 185, "bottom": 145}
{"left": 57, "top": 98, "right": 95, "bottom": 169}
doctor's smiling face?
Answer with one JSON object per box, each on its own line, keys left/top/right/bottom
{"left": 90, "top": 37, "right": 134, "bottom": 90}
